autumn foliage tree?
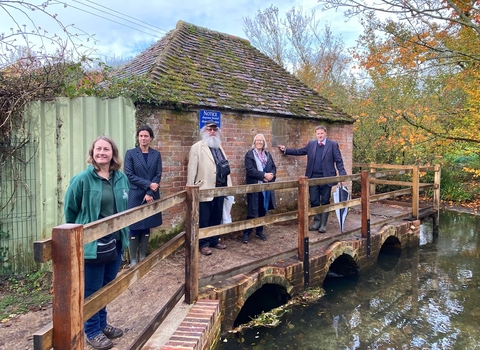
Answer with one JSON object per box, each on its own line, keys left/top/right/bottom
{"left": 317, "top": 0, "right": 480, "bottom": 171}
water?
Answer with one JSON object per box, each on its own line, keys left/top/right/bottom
{"left": 216, "top": 210, "right": 480, "bottom": 350}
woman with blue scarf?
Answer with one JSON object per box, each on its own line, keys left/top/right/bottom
{"left": 243, "top": 134, "right": 277, "bottom": 244}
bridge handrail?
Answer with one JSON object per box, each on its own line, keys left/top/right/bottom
{"left": 33, "top": 164, "right": 440, "bottom": 349}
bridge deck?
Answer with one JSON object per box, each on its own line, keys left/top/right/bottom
{"left": 101, "top": 200, "right": 435, "bottom": 349}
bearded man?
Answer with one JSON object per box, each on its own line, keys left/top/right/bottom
{"left": 187, "top": 120, "right": 232, "bottom": 255}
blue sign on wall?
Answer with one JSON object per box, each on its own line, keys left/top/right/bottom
{"left": 199, "top": 110, "right": 222, "bottom": 129}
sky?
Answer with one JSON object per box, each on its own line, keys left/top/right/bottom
{"left": 1, "top": 0, "right": 362, "bottom": 62}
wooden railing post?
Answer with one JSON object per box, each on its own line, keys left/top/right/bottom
{"left": 412, "top": 165, "right": 419, "bottom": 219}
{"left": 51, "top": 224, "right": 84, "bottom": 350}
{"left": 433, "top": 164, "right": 441, "bottom": 220}
{"left": 369, "top": 162, "right": 376, "bottom": 196}
{"left": 297, "top": 176, "right": 309, "bottom": 262}
{"left": 432, "top": 164, "right": 442, "bottom": 233}
{"left": 185, "top": 185, "right": 200, "bottom": 304}
{"left": 361, "top": 170, "right": 370, "bottom": 240}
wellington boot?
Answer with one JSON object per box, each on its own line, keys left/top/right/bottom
{"left": 318, "top": 212, "right": 329, "bottom": 233}
{"left": 129, "top": 236, "right": 139, "bottom": 267}
{"left": 309, "top": 214, "right": 322, "bottom": 231}
{"left": 139, "top": 232, "right": 150, "bottom": 261}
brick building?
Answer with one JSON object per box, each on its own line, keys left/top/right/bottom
{"left": 114, "top": 20, "right": 354, "bottom": 229}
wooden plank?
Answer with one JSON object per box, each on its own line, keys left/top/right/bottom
{"left": 309, "top": 198, "right": 362, "bottom": 215}
{"left": 308, "top": 174, "right": 361, "bottom": 186}
{"left": 127, "top": 285, "right": 185, "bottom": 350}
{"left": 371, "top": 169, "right": 411, "bottom": 178}
{"left": 34, "top": 192, "right": 186, "bottom": 263}
{"left": 199, "top": 211, "right": 298, "bottom": 239}
{"left": 84, "top": 232, "right": 185, "bottom": 320}
{"left": 353, "top": 163, "right": 414, "bottom": 170}
{"left": 33, "top": 239, "right": 52, "bottom": 263}
{"left": 83, "top": 192, "right": 186, "bottom": 244}
{"left": 354, "top": 163, "right": 435, "bottom": 172}
{"left": 52, "top": 224, "right": 84, "bottom": 350}
{"left": 198, "top": 174, "right": 362, "bottom": 201}
{"left": 33, "top": 322, "right": 53, "bottom": 350}
{"left": 199, "top": 181, "right": 298, "bottom": 201}
{"left": 412, "top": 166, "right": 419, "bottom": 219}
{"left": 370, "top": 188, "right": 412, "bottom": 201}
{"left": 369, "top": 163, "right": 376, "bottom": 196}
{"left": 185, "top": 186, "right": 199, "bottom": 304}
{"left": 370, "top": 179, "right": 412, "bottom": 186}
{"left": 370, "top": 179, "right": 433, "bottom": 187}
{"left": 433, "top": 164, "right": 441, "bottom": 220}
{"left": 297, "top": 176, "right": 309, "bottom": 262}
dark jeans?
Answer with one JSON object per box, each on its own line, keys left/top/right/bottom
{"left": 84, "top": 243, "right": 123, "bottom": 339}
{"left": 245, "top": 192, "right": 266, "bottom": 235}
{"left": 199, "top": 196, "right": 225, "bottom": 248}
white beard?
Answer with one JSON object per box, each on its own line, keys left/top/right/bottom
{"left": 203, "top": 134, "right": 222, "bottom": 149}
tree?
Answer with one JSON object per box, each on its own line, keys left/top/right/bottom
{"left": 243, "top": 5, "right": 352, "bottom": 102}
{"left": 0, "top": 0, "right": 96, "bottom": 68}
{"left": 318, "top": 0, "right": 480, "bottom": 145}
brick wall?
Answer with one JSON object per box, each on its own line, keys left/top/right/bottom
{"left": 138, "top": 105, "right": 354, "bottom": 229}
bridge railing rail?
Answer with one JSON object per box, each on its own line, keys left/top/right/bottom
{"left": 32, "top": 164, "right": 440, "bottom": 350}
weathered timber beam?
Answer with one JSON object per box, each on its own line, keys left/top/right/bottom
{"left": 33, "top": 193, "right": 186, "bottom": 263}
{"left": 199, "top": 210, "right": 298, "bottom": 239}
{"left": 33, "top": 232, "right": 185, "bottom": 349}
{"left": 126, "top": 285, "right": 185, "bottom": 350}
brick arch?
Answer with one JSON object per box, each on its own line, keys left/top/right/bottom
{"left": 380, "top": 226, "right": 402, "bottom": 246}
{"left": 242, "top": 274, "right": 293, "bottom": 301}
{"left": 212, "top": 266, "right": 294, "bottom": 331}
{"left": 325, "top": 241, "right": 360, "bottom": 271}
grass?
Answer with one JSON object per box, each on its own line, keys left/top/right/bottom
{"left": 0, "top": 270, "right": 52, "bottom": 321}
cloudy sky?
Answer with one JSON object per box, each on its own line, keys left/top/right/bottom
{"left": 1, "top": 0, "right": 362, "bottom": 61}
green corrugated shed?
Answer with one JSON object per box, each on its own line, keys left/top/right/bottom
{"left": 0, "top": 97, "right": 136, "bottom": 273}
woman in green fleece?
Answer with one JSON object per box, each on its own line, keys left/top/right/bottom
{"left": 64, "top": 136, "right": 129, "bottom": 350}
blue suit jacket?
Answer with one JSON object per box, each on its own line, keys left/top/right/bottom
{"left": 285, "top": 138, "right": 346, "bottom": 186}
{"left": 124, "top": 147, "right": 162, "bottom": 229}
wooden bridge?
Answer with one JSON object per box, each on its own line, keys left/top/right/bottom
{"left": 32, "top": 164, "right": 440, "bottom": 349}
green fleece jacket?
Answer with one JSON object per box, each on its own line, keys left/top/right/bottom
{"left": 64, "top": 165, "right": 130, "bottom": 260}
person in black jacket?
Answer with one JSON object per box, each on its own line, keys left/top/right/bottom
{"left": 243, "top": 134, "right": 276, "bottom": 243}
{"left": 278, "top": 125, "right": 346, "bottom": 233}
{"left": 124, "top": 125, "right": 162, "bottom": 267}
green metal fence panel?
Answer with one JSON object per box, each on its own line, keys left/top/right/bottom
{"left": 0, "top": 97, "right": 136, "bottom": 274}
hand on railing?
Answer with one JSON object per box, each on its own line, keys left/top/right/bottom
{"left": 264, "top": 172, "right": 274, "bottom": 182}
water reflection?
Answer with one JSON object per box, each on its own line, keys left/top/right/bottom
{"left": 216, "top": 211, "right": 480, "bottom": 350}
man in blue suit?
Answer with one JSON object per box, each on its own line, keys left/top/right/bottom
{"left": 278, "top": 125, "right": 346, "bottom": 233}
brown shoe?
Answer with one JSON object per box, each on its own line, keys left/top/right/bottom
{"left": 213, "top": 243, "right": 227, "bottom": 249}
{"left": 200, "top": 247, "right": 212, "bottom": 255}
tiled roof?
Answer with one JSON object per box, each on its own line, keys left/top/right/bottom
{"left": 114, "top": 20, "right": 353, "bottom": 123}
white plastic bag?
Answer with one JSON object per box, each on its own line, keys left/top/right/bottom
{"left": 222, "top": 195, "right": 235, "bottom": 224}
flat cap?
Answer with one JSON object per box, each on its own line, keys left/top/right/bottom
{"left": 204, "top": 120, "right": 218, "bottom": 127}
